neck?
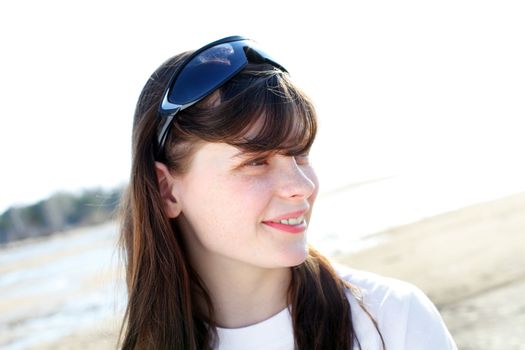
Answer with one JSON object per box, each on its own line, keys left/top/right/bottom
{"left": 193, "top": 256, "right": 292, "bottom": 328}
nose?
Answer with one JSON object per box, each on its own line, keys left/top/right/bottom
{"left": 274, "top": 156, "right": 317, "bottom": 200}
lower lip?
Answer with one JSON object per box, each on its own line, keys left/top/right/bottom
{"left": 262, "top": 221, "right": 307, "bottom": 234}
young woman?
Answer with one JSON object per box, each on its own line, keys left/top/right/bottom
{"left": 119, "top": 36, "right": 457, "bottom": 350}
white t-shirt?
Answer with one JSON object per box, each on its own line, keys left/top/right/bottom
{"left": 215, "top": 266, "right": 457, "bottom": 350}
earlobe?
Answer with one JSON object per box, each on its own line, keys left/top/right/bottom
{"left": 154, "top": 161, "right": 182, "bottom": 218}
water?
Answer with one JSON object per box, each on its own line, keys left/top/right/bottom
{"left": 1, "top": 172, "right": 524, "bottom": 348}
{"left": 309, "top": 170, "right": 525, "bottom": 254}
{"left": 0, "top": 223, "right": 125, "bottom": 350}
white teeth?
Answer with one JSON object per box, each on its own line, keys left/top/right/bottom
{"left": 274, "top": 215, "right": 305, "bottom": 225}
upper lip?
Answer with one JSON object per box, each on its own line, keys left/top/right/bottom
{"left": 263, "top": 209, "right": 308, "bottom": 222}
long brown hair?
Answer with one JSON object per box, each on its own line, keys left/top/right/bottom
{"left": 119, "top": 50, "right": 382, "bottom": 349}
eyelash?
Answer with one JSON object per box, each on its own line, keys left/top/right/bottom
{"left": 244, "top": 158, "right": 269, "bottom": 167}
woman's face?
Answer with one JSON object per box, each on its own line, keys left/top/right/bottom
{"left": 171, "top": 141, "right": 319, "bottom": 269}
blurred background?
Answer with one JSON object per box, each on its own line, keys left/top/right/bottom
{"left": 1, "top": 0, "right": 524, "bottom": 349}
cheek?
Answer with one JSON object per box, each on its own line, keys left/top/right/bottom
{"left": 219, "top": 176, "right": 274, "bottom": 226}
{"left": 181, "top": 174, "right": 272, "bottom": 236}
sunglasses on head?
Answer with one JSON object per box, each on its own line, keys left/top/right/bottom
{"left": 156, "top": 35, "right": 288, "bottom": 158}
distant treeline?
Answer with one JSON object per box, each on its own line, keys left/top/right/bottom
{"left": 0, "top": 187, "right": 124, "bottom": 245}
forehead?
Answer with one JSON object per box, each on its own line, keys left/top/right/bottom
{"left": 190, "top": 142, "right": 242, "bottom": 168}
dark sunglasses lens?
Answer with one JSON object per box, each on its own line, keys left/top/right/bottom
{"left": 167, "top": 42, "right": 249, "bottom": 105}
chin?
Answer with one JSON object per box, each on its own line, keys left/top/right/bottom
{"left": 278, "top": 246, "right": 309, "bottom": 268}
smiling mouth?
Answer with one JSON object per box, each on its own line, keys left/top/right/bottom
{"left": 268, "top": 215, "right": 305, "bottom": 226}
{"left": 262, "top": 214, "right": 308, "bottom": 234}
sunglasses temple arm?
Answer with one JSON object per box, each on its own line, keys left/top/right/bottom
{"left": 157, "top": 113, "right": 177, "bottom": 152}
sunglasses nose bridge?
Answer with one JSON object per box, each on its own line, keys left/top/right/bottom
{"left": 244, "top": 46, "right": 265, "bottom": 64}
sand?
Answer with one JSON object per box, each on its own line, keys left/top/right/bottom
{"left": 13, "top": 191, "right": 525, "bottom": 350}
{"left": 333, "top": 191, "right": 525, "bottom": 350}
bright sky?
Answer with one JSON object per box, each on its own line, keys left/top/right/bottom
{"left": 1, "top": 0, "right": 524, "bottom": 213}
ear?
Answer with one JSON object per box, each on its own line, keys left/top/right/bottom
{"left": 154, "top": 161, "right": 182, "bottom": 218}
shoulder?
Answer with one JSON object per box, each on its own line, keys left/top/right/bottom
{"left": 335, "top": 263, "right": 417, "bottom": 302}
{"left": 335, "top": 264, "right": 427, "bottom": 319}
{"left": 333, "top": 263, "right": 437, "bottom": 315}
{"left": 333, "top": 263, "right": 458, "bottom": 350}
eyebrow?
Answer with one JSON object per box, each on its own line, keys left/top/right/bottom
{"left": 230, "top": 149, "right": 276, "bottom": 159}
{"left": 230, "top": 150, "right": 248, "bottom": 159}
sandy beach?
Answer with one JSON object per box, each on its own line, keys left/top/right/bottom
{"left": 334, "top": 191, "right": 525, "bottom": 350}
{"left": 3, "top": 191, "right": 524, "bottom": 349}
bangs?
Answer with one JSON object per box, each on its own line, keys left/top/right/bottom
{"left": 169, "top": 66, "right": 317, "bottom": 158}
{"left": 228, "top": 76, "right": 317, "bottom": 157}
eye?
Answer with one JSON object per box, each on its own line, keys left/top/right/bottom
{"left": 244, "top": 157, "right": 269, "bottom": 167}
